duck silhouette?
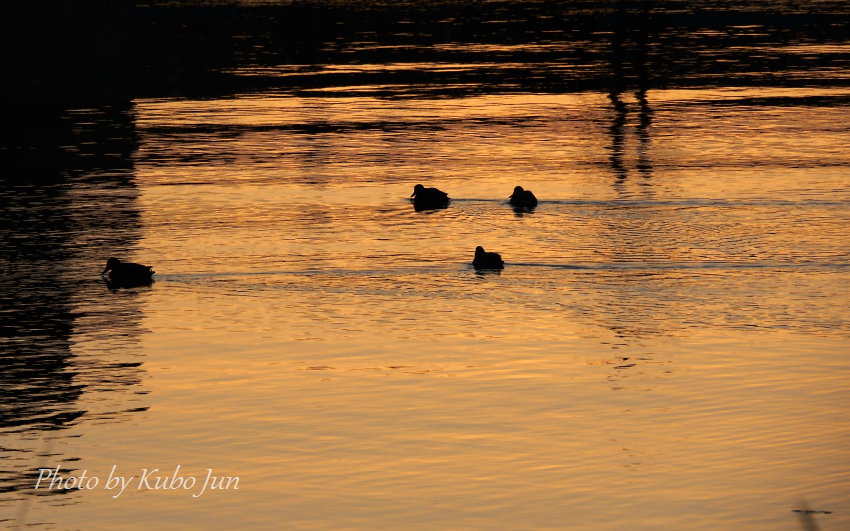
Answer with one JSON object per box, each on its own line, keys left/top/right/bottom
{"left": 410, "top": 184, "right": 450, "bottom": 211}
{"left": 102, "top": 257, "right": 154, "bottom": 287}
{"left": 508, "top": 186, "right": 538, "bottom": 209}
{"left": 472, "top": 246, "right": 504, "bottom": 270}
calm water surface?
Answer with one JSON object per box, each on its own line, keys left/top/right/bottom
{"left": 2, "top": 1, "right": 849, "bottom": 529}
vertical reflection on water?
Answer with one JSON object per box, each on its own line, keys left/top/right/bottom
{"left": 636, "top": 88, "right": 653, "bottom": 180}
{"left": 608, "top": 91, "right": 629, "bottom": 182}
{"left": 596, "top": 3, "right": 662, "bottom": 343}
{"left": 0, "top": 105, "right": 148, "bottom": 514}
{"left": 606, "top": 0, "right": 654, "bottom": 187}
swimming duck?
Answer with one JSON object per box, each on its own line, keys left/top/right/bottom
{"left": 102, "top": 257, "right": 154, "bottom": 286}
{"left": 472, "top": 246, "right": 504, "bottom": 270}
{"left": 410, "top": 184, "right": 450, "bottom": 211}
{"left": 508, "top": 186, "right": 538, "bottom": 209}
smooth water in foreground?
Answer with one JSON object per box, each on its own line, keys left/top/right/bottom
{"left": 2, "top": 1, "right": 849, "bottom": 529}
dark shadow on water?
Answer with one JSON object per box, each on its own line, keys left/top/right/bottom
{"left": 473, "top": 268, "right": 503, "bottom": 277}
{"left": 511, "top": 205, "right": 537, "bottom": 217}
{"left": 0, "top": 1, "right": 133, "bottom": 106}
{"left": 0, "top": 104, "right": 150, "bottom": 519}
{"left": 103, "top": 277, "right": 156, "bottom": 291}
{"left": 4, "top": 1, "right": 849, "bottom": 103}
{"left": 411, "top": 201, "right": 451, "bottom": 213}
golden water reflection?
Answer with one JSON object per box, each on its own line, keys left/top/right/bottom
{"left": 3, "top": 85, "right": 849, "bottom": 529}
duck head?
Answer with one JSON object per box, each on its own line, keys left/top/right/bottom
{"left": 103, "top": 257, "right": 121, "bottom": 274}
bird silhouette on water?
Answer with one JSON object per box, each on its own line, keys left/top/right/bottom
{"left": 473, "top": 246, "right": 504, "bottom": 270}
{"left": 410, "top": 184, "right": 450, "bottom": 211}
{"left": 102, "top": 257, "right": 155, "bottom": 287}
{"left": 508, "top": 186, "right": 538, "bottom": 209}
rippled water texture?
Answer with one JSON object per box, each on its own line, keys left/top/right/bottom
{"left": 2, "top": 0, "right": 849, "bottom": 529}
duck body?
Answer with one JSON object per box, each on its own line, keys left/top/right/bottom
{"left": 102, "top": 257, "right": 154, "bottom": 286}
{"left": 472, "top": 246, "right": 504, "bottom": 270}
{"left": 508, "top": 186, "right": 538, "bottom": 209}
{"left": 410, "top": 184, "right": 450, "bottom": 211}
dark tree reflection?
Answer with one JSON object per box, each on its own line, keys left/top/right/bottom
{"left": 0, "top": 104, "right": 149, "bottom": 503}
